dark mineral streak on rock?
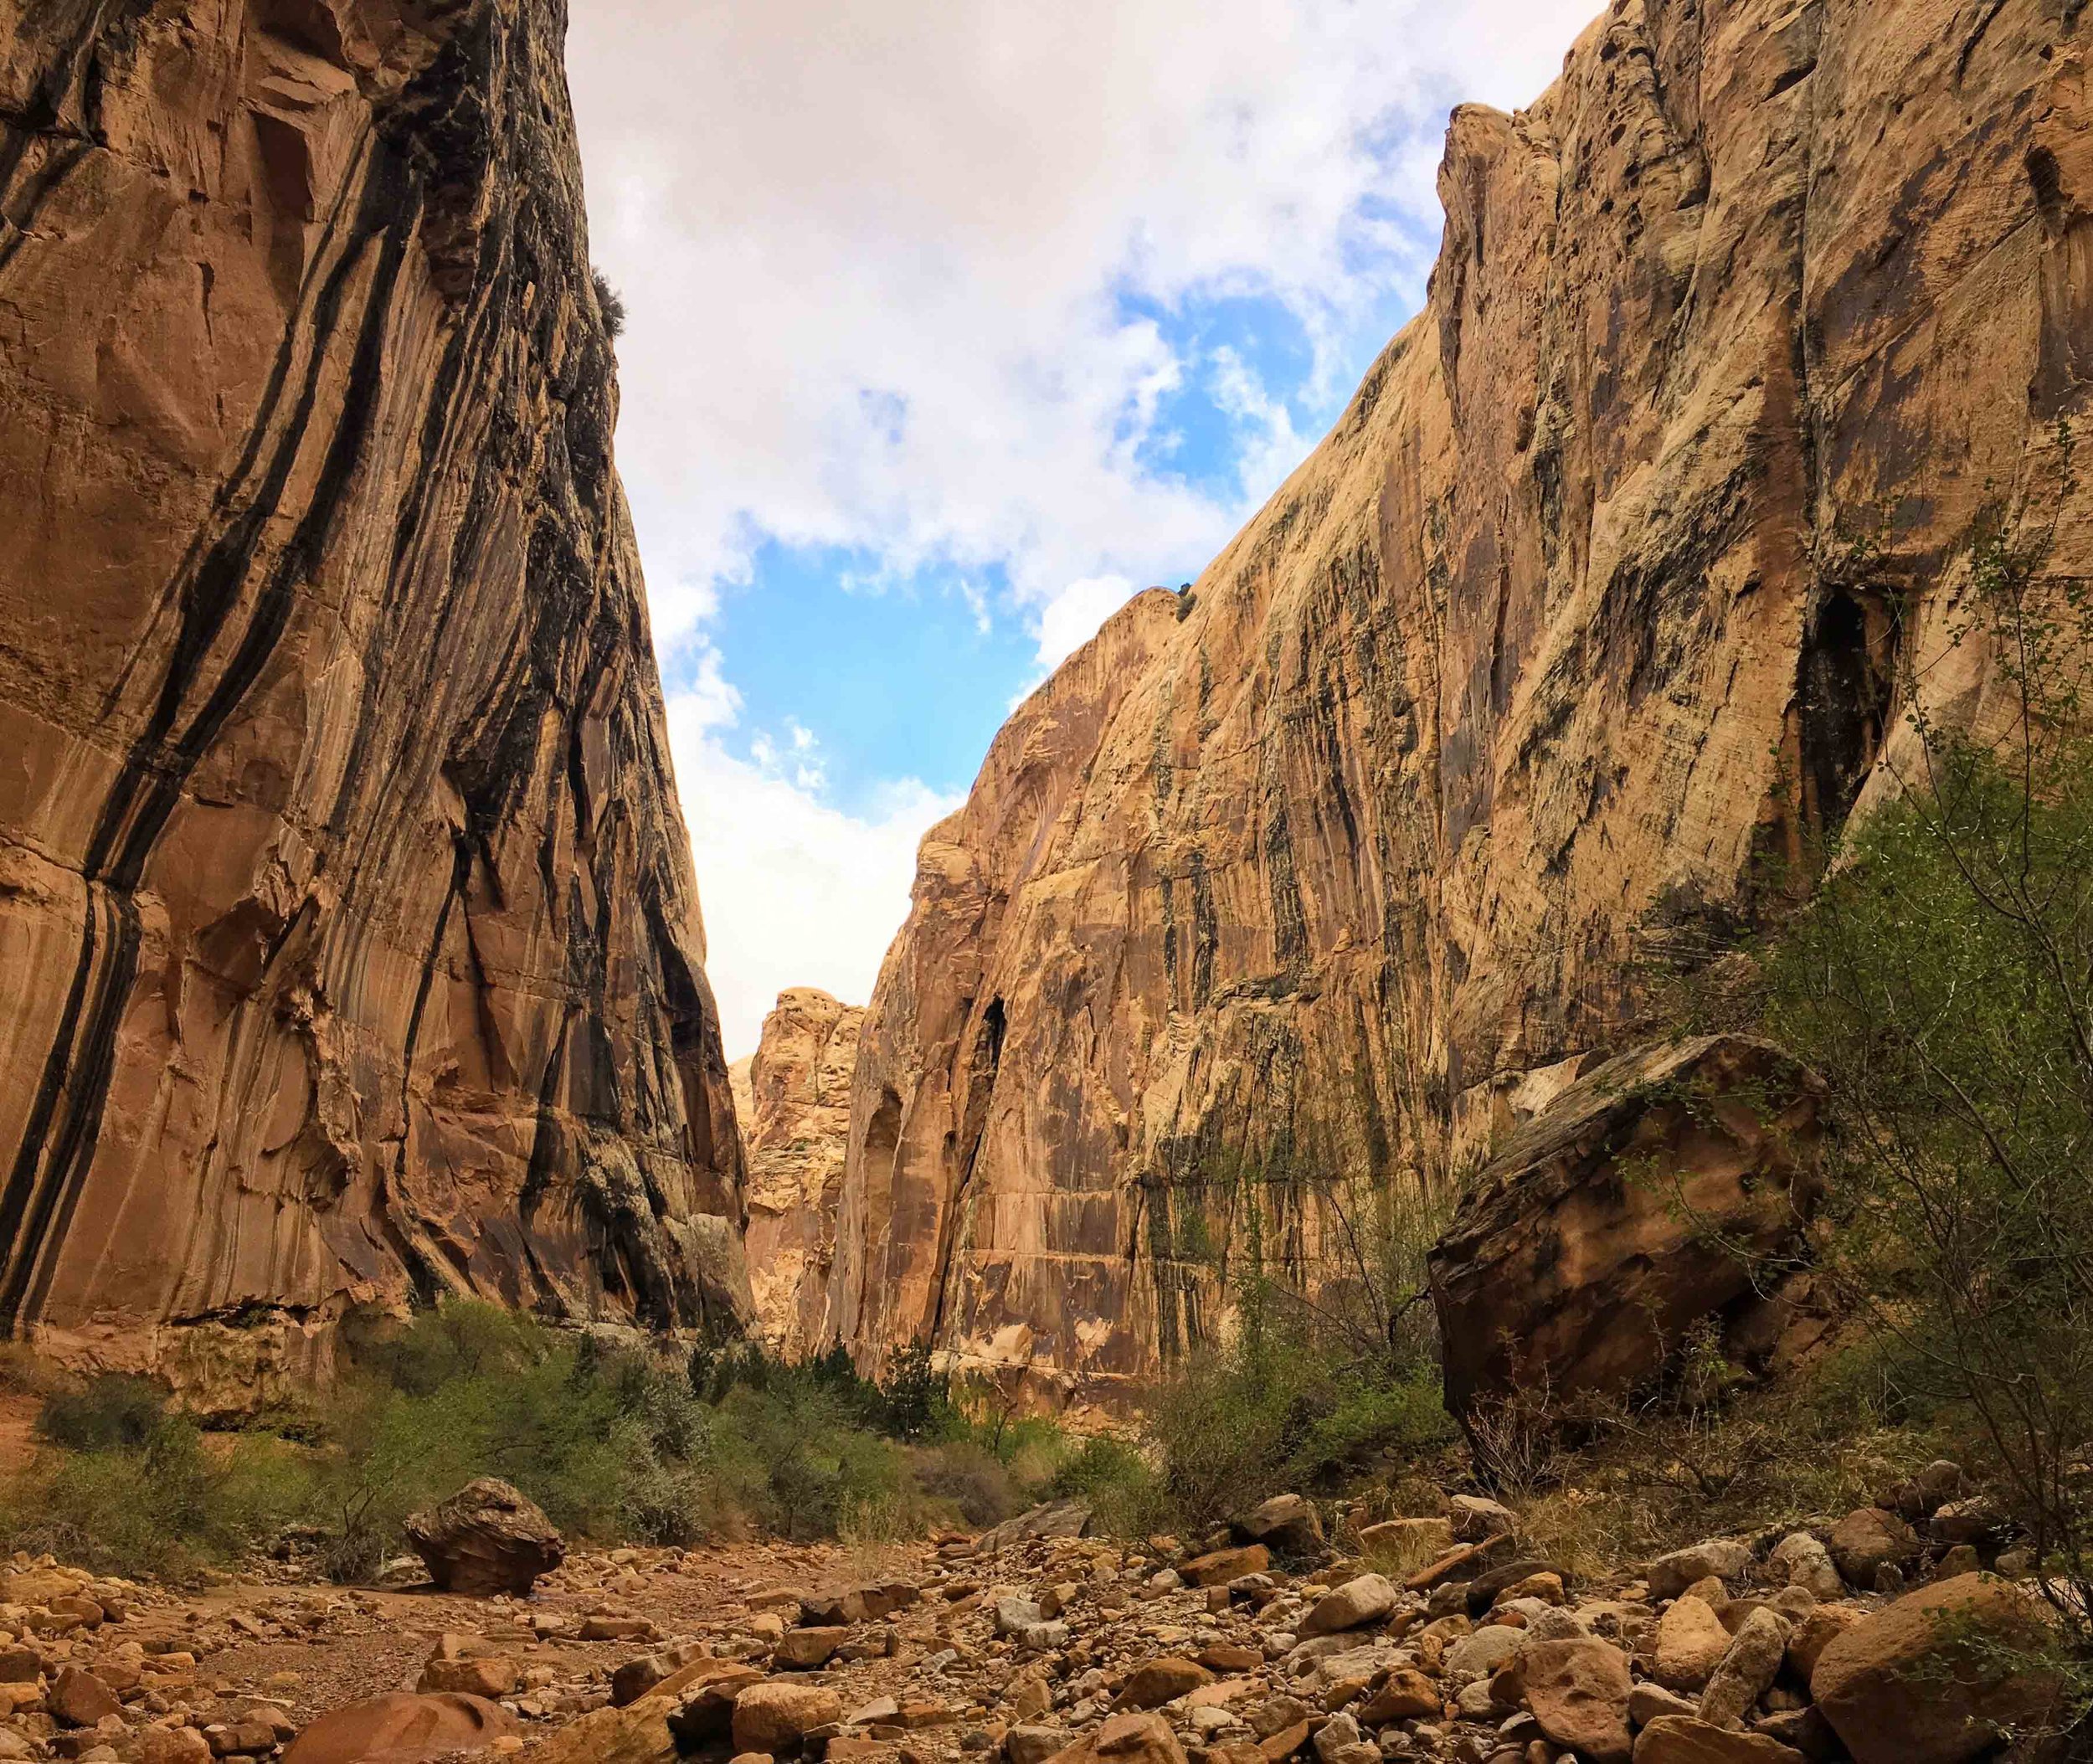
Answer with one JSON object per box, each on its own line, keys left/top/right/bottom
{"left": 0, "top": 0, "right": 751, "bottom": 1410}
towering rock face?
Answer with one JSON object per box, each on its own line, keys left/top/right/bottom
{"left": 0, "top": 0, "right": 749, "bottom": 1404}
{"left": 732, "top": 989, "right": 862, "bottom": 1356}
{"left": 827, "top": 0, "right": 2093, "bottom": 1402}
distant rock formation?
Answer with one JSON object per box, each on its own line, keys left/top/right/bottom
{"left": 0, "top": 0, "right": 749, "bottom": 1407}
{"left": 825, "top": 0, "right": 2093, "bottom": 1403}
{"left": 733, "top": 990, "right": 862, "bottom": 1355}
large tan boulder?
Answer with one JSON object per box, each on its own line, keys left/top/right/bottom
{"left": 1698, "top": 1608, "right": 1789, "bottom": 1730}
{"left": 1633, "top": 1716, "right": 1803, "bottom": 1764}
{"left": 1299, "top": 1575, "right": 1398, "bottom": 1638}
{"left": 1514, "top": 1637, "right": 1634, "bottom": 1764}
{"left": 1183, "top": 1545, "right": 1272, "bottom": 1586}
{"left": 1113, "top": 1659, "right": 1214, "bottom": 1710}
{"left": 519, "top": 1697, "right": 676, "bottom": 1764}
{"left": 732, "top": 1683, "right": 844, "bottom": 1753}
{"left": 1428, "top": 1039, "right": 1824, "bottom": 1417}
{"left": 1043, "top": 1712, "right": 1188, "bottom": 1764}
{"left": 1810, "top": 1575, "right": 2064, "bottom": 1764}
{"left": 1653, "top": 1597, "right": 1733, "bottom": 1692}
{"left": 282, "top": 1693, "right": 519, "bottom": 1764}
{"left": 404, "top": 1479, "right": 564, "bottom": 1597}
{"left": 1826, "top": 1509, "right": 1918, "bottom": 1590}
{"left": 1240, "top": 1496, "right": 1326, "bottom": 1558}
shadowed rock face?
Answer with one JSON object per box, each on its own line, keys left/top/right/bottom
{"left": 732, "top": 989, "right": 863, "bottom": 1355}
{"left": 0, "top": 0, "right": 749, "bottom": 1406}
{"left": 826, "top": 0, "right": 2093, "bottom": 1402}
{"left": 1427, "top": 1035, "right": 1828, "bottom": 1422}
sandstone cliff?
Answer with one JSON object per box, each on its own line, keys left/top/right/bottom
{"left": 0, "top": 0, "right": 749, "bottom": 1404}
{"left": 732, "top": 989, "right": 862, "bottom": 1356}
{"left": 826, "top": 0, "right": 2093, "bottom": 1402}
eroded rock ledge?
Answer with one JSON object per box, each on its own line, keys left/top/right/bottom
{"left": 0, "top": 0, "right": 749, "bottom": 1406}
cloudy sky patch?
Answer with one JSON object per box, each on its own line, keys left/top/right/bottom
{"left": 567, "top": 0, "right": 1597, "bottom": 1054}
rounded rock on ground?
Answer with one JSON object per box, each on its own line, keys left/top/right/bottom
{"left": 1113, "top": 1657, "right": 1214, "bottom": 1710}
{"left": 1698, "top": 1607, "right": 1789, "bottom": 1731}
{"left": 1514, "top": 1637, "right": 1633, "bottom": 1764}
{"left": 280, "top": 1691, "right": 519, "bottom": 1764}
{"left": 1632, "top": 1715, "right": 1804, "bottom": 1764}
{"left": 1443, "top": 1623, "right": 1524, "bottom": 1682}
{"left": 1299, "top": 1576, "right": 1397, "bottom": 1639}
{"left": 1647, "top": 1542, "right": 1751, "bottom": 1604}
{"left": 403, "top": 1479, "right": 565, "bottom": 1597}
{"left": 131, "top": 1729, "right": 213, "bottom": 1764}
{"left": 1766, "top": 1535, "right": 1841, "bottom": 1602}
{"left": 1809, "top": 1573, "right": 2063, "bottom": 1764}
{"left": 1825, "top": 1509, "right": 1917, "bottom": 1592}
{"left": 732, "top": 1682, "right": 845, "bottom": 1754}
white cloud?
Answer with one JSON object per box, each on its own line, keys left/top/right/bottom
{"left": 1210, "top": 347, "right": 1306, "bottom": 507}
{"left": 570, "top": 0, "right": 1597, "bottom": 646}
{"left": 671, "top": 695, "right": 964, "bottom": 1059}
{"left": 569, "top": 0, "right": 1600, "bottom": 1050}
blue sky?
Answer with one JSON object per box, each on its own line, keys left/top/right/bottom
{"left": 678, "top": 281, "right": 1419, "bottom": 820}
{"left": 567, "top": 0, "right": 1597, "bottom": 1053}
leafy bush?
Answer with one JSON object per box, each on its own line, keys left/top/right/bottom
{"left": 590, "top": 266, "right": 626, "bottom": 339}
{"left": 1046, "top": 1435, "right": 1160, "bottom": 1535}
{"left": 0, "top": 1306, "right": 1055, "bottom": 1579}
{"left": 38, "top": 1375, "right": 172, "bottom": 1452}
{"left": 1757, "top": 424, "right": 2093, "bottom": 1705}
{"left": 0, "top": 1414, "right": 312, "bottom": 1581}
{"left": 1145, "top": 1309, "right": 1453, "bottom": 1530}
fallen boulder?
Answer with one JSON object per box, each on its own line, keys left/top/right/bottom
{"left": 732, "top": 1682, "right": 844, "bottom": 1753}
{"left": 517, "top": 1696, "right": 676, "bottom": 1763}
{"left": 1515, "top": 1637, "right": 1634, "bottom": 1764}
{"left": 1654, "top": 1596, "right": 1732, "bottom": 1693}
{"left": 978, "top": 1500, "right": 1093, "bottom": 1554}
{"left": 1237, "top": 1495, "right": 1325, "bottom": 1558}
{"left": 403, "top": 1478, "right": 564, "bottom": 1596}
{"left": 1826, "top": 1509, "right": 1918, "bottom": 1590}
{"left": 1427, "top": 1036, "right": 1825, "bottom": 1418}
{"left": 1113, "top": 1658, "right": 1214, "bottom": 1710}
{"left": 1298, "top": 1574, "right": 1396, "bottom": 1638}
{"left": 1633, "top": 1715, "right": 1804, "bottom": 1764}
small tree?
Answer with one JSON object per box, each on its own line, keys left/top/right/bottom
{"left": 591, "top": 266, "right": 626, "bottom": 340}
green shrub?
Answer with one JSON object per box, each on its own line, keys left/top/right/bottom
{"left": 1144, "top": 1311, "right": 1453, "bottom": 1530}
{"left": 38, "top": 1374, "right": 172, "bottom": 1452}
{"left": 1046, "top": 1435, "right": 1160, "bottom": 1535}
{"left": 0, "top": 1417, "right": 316, "bottom": 1581}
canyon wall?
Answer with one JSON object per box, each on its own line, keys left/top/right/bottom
{"left": 826, "top": 0, "right": 2093, "bottom": 1405}
{"left": 0, "top": 0, "right": 749, "bottom": 1405}
{"left": 732, "top": 989, "right": 862, "bottom": 1356}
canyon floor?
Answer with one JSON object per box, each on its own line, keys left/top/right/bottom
{"left": 0, "top": 1462, "right": 2044, "bottom": 1764}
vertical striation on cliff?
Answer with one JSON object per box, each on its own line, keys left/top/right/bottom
{"left": 825, "top": 0, "right": 2093, "bottom": 1404}
{"left": 0, "top": 0, "right": 749, "bottom": 1403}
{"left": 732, "top": 988, "right": 864, "bottom": 1357}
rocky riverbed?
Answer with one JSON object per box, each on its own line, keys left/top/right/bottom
{"left": 0, "top": 1470, "right": 2060, "bottom": 1764}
